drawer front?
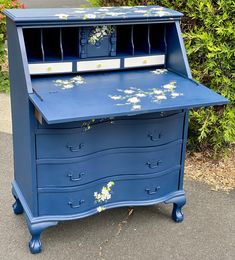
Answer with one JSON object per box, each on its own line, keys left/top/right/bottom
{"left": 29, "top": 62, "right": 73, "bottom": 75}
{"left": 38, "top": 110, "right": 183, "bottom": 129}
{"left": 37, "top": 140, "right": 182, "bottom": 187}
{"left": 36, "top": 112, "right": 184, "bottom": 159}
{"left": 124, "top": 55, "right": 165, "bottom": 68}
{"left": 38, "top": 169, "right": 180, "bottom": 216}
{"left": 77, "top": 59, "right": 120, "bottom": 72}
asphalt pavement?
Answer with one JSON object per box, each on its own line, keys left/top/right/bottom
{"left": 0, "top": 93, "right": 234, "bottom": 260}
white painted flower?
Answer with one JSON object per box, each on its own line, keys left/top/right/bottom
{"left": 97, "top": 206, "right": 106, "bottom": 213}
{"left": 171, "top": 92, "right": 183, "bottom": 98}
{"left": 155, "top": 95, "right": 167, "bottom": 100}
{"left": 132, "top": 105, "right": 142, "bottom": 110}
{"left": 136, "top": 93, "right": 146, "bottom": 97}
{"left": 155, "top": 11, "right": 171, "bottom": 17}
{"left": 55, "top": 14, "right": 69, "bottom": 20}
{"left": 83, "top": 14, "right": 96, "bottom": 19}
{"left": 163, "top": 83, "right": 176, "bottom": 89}
{"left": 150, "top": 7, "right": 164, "bottom": 11}
{"left": 134, "top": 10, "right": 147, "bottom": 13}
{"left": 127, "top": 97, "right": 140, "bottom": 104}
{"left": 106, "top": 12, "right": 125, "bottom": 16}
{"left": 124, "top": 89, "right": 135, "bottom": 94}
{"left": 74, "top": 10, "right": 86, "bottom": 13}
{"left": 151, "top": 69, "right": 168, "bottom": 75}
{"left": 107, "top": 181, "right": 115, "bottom": 188}
{"left": 109, "top": 95, "right": 122, "bottom": 100}
{"left": 153, "top": 89, "right": 163, "bottom": 95}
{"left": 98, "top": 8, "right": 110, "bottom": 12}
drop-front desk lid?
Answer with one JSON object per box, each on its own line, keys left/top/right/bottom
{"left": 29, "top": 69, "right": 228, "bottom": 124}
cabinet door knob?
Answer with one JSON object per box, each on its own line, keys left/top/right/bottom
{"left": 67, "top": 172, "right": 85, "bottom": 182}
{"left": 146, "top": 160, "right": 163, "bottom": 169}
{"left": 145, "top": 187, "right": 160, "bottom": 195}
{"left": 68, "top": 200, "right": 85, "bottom": 209}
{"left": 67, "top": 143, "right": 84, "bottom": 152}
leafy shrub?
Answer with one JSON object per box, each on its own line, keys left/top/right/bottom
{"left": 89, "top": 0, "right": 235, "bottom": 154}
{"left": 0, "top": 1, "right": 24, "bottom": 92}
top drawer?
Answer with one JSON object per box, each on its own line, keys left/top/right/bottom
{"left": 36, "top": 112, "right": 185, "bottom": 159}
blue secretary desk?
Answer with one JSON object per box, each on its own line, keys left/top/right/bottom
{"left": 4, "top": 6, "right": 228, "bottom": 254}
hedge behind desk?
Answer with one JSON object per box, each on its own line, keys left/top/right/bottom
{"left": 4, "top": 6, "right": 228, "bottom": 254}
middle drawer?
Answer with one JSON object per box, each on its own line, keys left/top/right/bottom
{"left": 37, "top": 140, "right": 182, "bottom": 188}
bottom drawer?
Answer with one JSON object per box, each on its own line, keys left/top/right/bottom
{"left": 38, "top": 169, "right": 180, "bottom": 216}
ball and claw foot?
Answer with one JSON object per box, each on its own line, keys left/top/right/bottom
{"left": 172, "top": 203, "right": 184, "bottom": 222}
{"left": 12, "top": 198, "right": 23, "bottom": 215}
{"left": 29, "top": 235, "right": 42, "bottom": 254}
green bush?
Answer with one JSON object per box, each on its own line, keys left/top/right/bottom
{"left": 89, "top": 0, "right": 235, "bottom": 154}
{"left": 0, "top": 0, "right": 25, "bottom": 92}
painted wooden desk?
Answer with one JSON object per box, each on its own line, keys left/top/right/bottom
{"left": 4, "top": 5, "right": 228, "bottom": 254}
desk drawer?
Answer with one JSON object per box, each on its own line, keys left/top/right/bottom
{"left": 36, "top": 112, "right": 184, "bottom": 159}
{"left": 38, "top": 169, "right": 180, "bottom": 216}
{"left": 37, "top": 140, "right": 182, "bottom": 187}
{"left": 124, "top": 55, "right": 165, "bottom": 68}
{"left": 77, "top": 59, "right": 120, "bottom": 72}
{"left": 29, "top": 62, "right": 73, "bottom": 75}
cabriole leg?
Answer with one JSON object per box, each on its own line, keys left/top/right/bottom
{"left": 165, "top": 193, "right": 186, "bottom": 223}
{"left": 27, "top": 221, "right": 58, "bottom": 254}
{"left": 12, "top": 196, "right": 24, "bottom": 215}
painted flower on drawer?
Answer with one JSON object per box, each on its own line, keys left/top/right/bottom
{"left": 94, "top": 181, "right": 115, "bottom": 212}
{"left": 88, "top": 26, "right": 114, "bottom": 45}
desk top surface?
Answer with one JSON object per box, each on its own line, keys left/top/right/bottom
{"left": 29, "top": 69, "right": 228, "bottom": 124}
{"left": 4, "top": 6, "right": 183, "bottom": 25}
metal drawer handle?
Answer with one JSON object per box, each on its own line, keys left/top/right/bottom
{"left": 146, "top": 160, "right": 163, "bottom": 169}
{"left": 145, "top": 187, "right": 160, "bottom": 195}
{"left": 67, "top": 172, "right": 85, "bottom": 182}
{"left": 68, "top": 200, "right": 85, "bottom": 209}
{"left": 67, "top": 143, "right": 84, "bottom": 152}
{"left": 148, "top": 133, "right": 162, "bottom": 142}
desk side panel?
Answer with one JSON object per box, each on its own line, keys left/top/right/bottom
{"left": 6, "top": 18, "right": 38, "bottom": 216}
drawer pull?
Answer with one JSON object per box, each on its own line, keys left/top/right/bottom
{"left": 68, "top": 200, "right": 85, "bottom": 209}
{"left": 96, "top": 63, "right": 102, "bottom": 68}
{"left": 67, "top": 172, "right": 85, "bottom": 182}
{"left": 146, "top": 160, "right": 163, "bottom": 169}
{"left": 67, "top": 143, "right": 84, "bottom": 152}
{"left": 148, "top": 133, "right": 162, "bottom": 142}
{"left": 145, "top": 187, "right": 160, "bottom": 195}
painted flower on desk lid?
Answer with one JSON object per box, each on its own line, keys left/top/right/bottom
{"left": 55, "top": 13, "right": 69, "bottom": 20}
{"left": 83, "top": 14, "right": 96, "bottom": 20}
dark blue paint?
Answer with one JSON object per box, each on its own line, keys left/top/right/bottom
{"left": 30, "top": 69, "right": 228, "bottom": 124}
{"left": 5, "top": 5, "right": 228, "bottom": 254}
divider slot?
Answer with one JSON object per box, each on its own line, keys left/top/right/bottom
{"left": 150, "top": 24, "right": 166, "bottom": 54}
{"left": 24, "top": 28, "right": 43, "bottom": 62}
{"left": 133, "top": 24, "right": 150, "bottom": 55}
{"left": 61, "top": 27, "right": 79, "bottom": 60}
{"left": 116, "top": 25, "right": 134, "bottom": 56}
{"left": 43, "top": 28, "right": 62, "bottom": 61}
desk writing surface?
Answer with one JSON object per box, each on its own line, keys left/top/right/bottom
{"left": 29, "top": 69, "right": 228, "bottom": 124}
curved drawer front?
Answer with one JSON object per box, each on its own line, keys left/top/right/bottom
{"left": 36, "top": 112, "right": 184, "bottom": 159}
{"left": 38, "top": 169, "right": 180, "bottom": 216}
{"left": 37, "top": 140, "right": 182, "bottom": 188}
